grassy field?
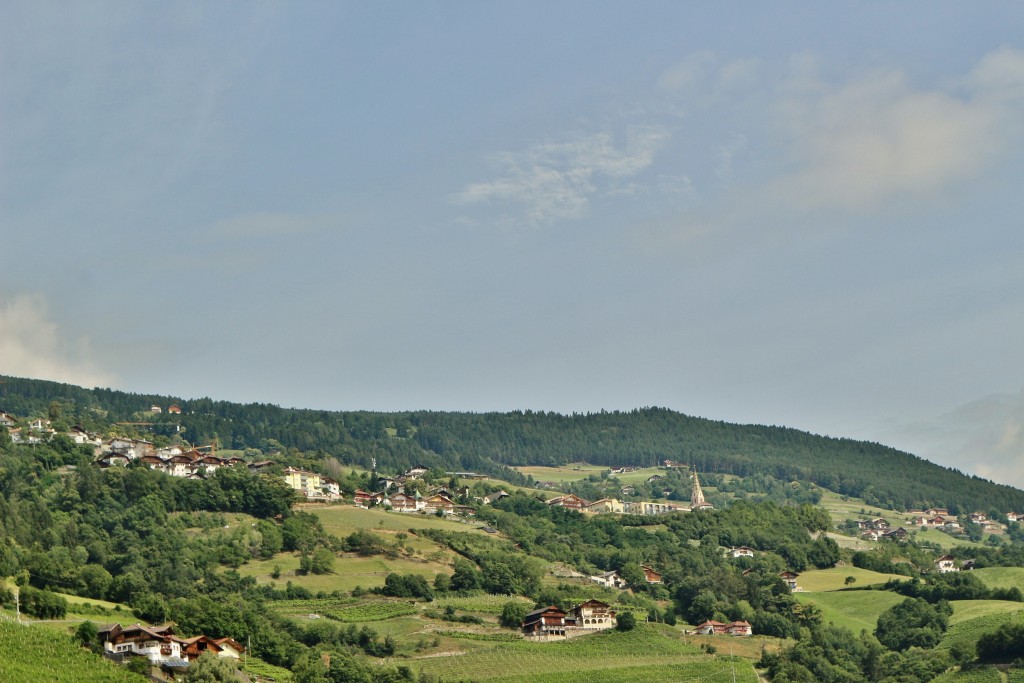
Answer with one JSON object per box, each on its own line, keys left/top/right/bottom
{"left": 308, "top": 504, "right": 496, "bottom": 538}
{"left": 939, "top": 601, "right": 1024, "bottom": 654}
{"left": 512, "top": 463, "right": 609, "bottom": 483}
{"left": 406, "top": 623, "right": 759, "bottom": 683}
{"left": 795, "top": 590, "right": 905, "bottom": 633}
{"left": 236, "top": 551, "right": 454, "bottom": 593}
{"left": 0, "top": 620, "right": 146, "bottom": 683}
{"left": 971, "top": 566, "right": 1024, "bottom": 592}
{"left": 796, "top": 567, "right": 906, "bottom": 592}
{"left": 915, "top": 528, "right": 985, "bottom": 549}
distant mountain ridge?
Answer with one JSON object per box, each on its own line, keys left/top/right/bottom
{"left": 3, "top": 374, "right": 1023, "bottom": 514}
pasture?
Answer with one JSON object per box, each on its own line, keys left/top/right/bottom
{"left": 796, "top": 567, "right": 906, "bottom": 592}
{"left": 794, "top": 590, "right": 905, "bottom": 633}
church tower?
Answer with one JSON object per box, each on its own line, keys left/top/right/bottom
{"left": 691, "top": 468, "right": 711, "bottom": 509}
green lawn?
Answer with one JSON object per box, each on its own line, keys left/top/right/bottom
{"left": 795, "top": 590, "right": 905, "bottom": 633}
{"left": 796, "top": 567, "right": 906, "bottom": 592}
{"left": 971, "top": 566, "right": 1024, "bottom": 592}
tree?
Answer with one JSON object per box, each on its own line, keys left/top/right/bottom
{"left": 184, "top": 651, "right": 240, "bottom": 682}
{"left": 844, "top": 576, "right": 856, "bottom": 586}
{"left": 616, "top": 611, "right": 637, "bottom": 631}
{"left": 875, "top": 598, "right": 949, "bottom": 651}
{"left": 75, "top": 620, "right": 99, "bottom": 652}
{"left": 499, "top": 601, "right": 531, "bottom": 629}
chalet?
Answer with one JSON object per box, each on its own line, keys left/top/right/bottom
{"left": 67, "top": 426, "right": 99, "bottom": 445}
{"left": 453, "top": 505, "right": 477, "bottom": 517}
{"left": 546, "top": 494, "right": 589, "bottom": 510}
{"left": 730, "top": 547, "right": 755, "bottom": 558}
{"left": 150, "top": 405, "right": 162, "bottom": 413}
{"left": 388, "top": 491, "right": 422, "bottom": 513}
{"left": 177, "top": 635, "right": 225, "bottom": 662}
{"left": 935, "top": 555, "right": 958, "bottom": 573}
{"left": 568, "top": 600, "right": 616, "bottom": 630}
{"left": 97, "top": 453, "right": 131, "bottom": 468}
{"left": 943, "top": 520, "right": 962, "bottom": 532}
{"left": 107, "top": 437, "right": 155, "bottom": 460}
{"left": 97, "top": 623, "right": 184, "bottom": 666}
{"left": 872, "top": 518, "right": 891, "bottom": 530}
{"left": 861, "top": 530, "right": 881, "bottom": 542}
{"left": 522, "top": 606, "right": 567, "bottom": 640}
{"left": 969, "top": 512, "right": 987, "bottom": 523}
{"left": 247, "top": 460, "right": 275, "bottom": 473}
{"left": 168, "top": 404, "right": 183, "bottom": 414}
{"left": 642, "top": 565, "right": 663, "bottom": 584}
{"left": 482, "top": 490, "right": 510, "bottom": 505}
{"left": 353, "top": 490, "right": 373, "bottom": 508}
{"left": 779, "top": 571, "right": 799, "bottom": 591}
{"left": 424, "top": 494, "right": 455, "bottom": 514}
{"left": 590, "top": 570, "right": 627, "bottom": 589}
{"left": 961, "top": 559, "right": 977, "bottom": 571}
{"left": 0, "top": 412, "right": 16, "bottom": 427}
{"left": 619, "top": 485, "right": 636, "bottom": 496}
{"left": 925, "top": 508, "right": 950, "bottom": 517}
{"left": 727, "top": 620, "right": 753, "bottom": 636}
{"left": 28, "top": 418, "right": 52, "bottom": 430}
{"left": 882, "top": 527, "right": 909, "bottom": 541}
{"left": 212, "top": 637, "right": 244, "bottom": 659}
{"left": 695, "top": 620, "right": 728, "bottom": 635}
{"left": 1007, "top": 512, "right": 1023, "bottom": 523}
{"left": 646, "top": 474, "right": 664, "bottom": 483}
{"left": 405, "top": 465, "right": 430, "bottom": 478}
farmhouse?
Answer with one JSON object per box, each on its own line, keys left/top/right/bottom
{"left": 590, "top": 570, "right": 627, "bottom": 589}
{"left": 935, "top": 555, "right": 958, "bottom": 573}
{"left": 522, "top": 606, "right": 567, "bottom": 640}
{"left": 779, "top": 571, "right": 800, "bottom": 591}
{"left": 546, "top": 494, "right": 589, "bottom": 510}
{"left": 566, "top": 600, "right": 616, "bottom": 630}
{"left": 730, "top": 546, "right": 755, "bottom": 558}
{"left": 642, "top": 565, "right": 663, "bottom": 584}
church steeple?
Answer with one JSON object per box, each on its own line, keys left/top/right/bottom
{"left": 691, "top": 468, "right": 711, "bottom": 509}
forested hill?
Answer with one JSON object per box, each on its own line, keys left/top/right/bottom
{"left": 3, "top": 374, "right": 1023, "bottom": 514}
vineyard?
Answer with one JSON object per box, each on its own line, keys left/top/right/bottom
{"left": 0, "top": 621, "right": 145, "bottom": 683}
{"left": 324, "top": 601, "right": 420, "bottom": 622}
{"left": 406, "top": 623, "right": 758, "bottom": 682}
{"left": 930, "top": 668, "right": 1004, "bottom": 683}
{"left": 243, "top": 654, "right": 295, "bottom": 681}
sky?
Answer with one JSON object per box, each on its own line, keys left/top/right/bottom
{"left": 2, "top": 2, "right": 1024, "bottom": 487}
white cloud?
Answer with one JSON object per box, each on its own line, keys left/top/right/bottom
{"left": 764, "top": 50, "right": 1024, "bottom": 213}
{"left": 0, "top": 294, "right": 114, "bottom": 387}
{"left": 454, "top": 126, "right": 670, "bottom": 226}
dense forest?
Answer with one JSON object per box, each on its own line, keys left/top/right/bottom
{"left": 4, "top": 374, "right": 1022, "bottom": 514}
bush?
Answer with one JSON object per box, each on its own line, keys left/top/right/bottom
{"left": 616, "top": 611, "right": 637, "bottom": 631}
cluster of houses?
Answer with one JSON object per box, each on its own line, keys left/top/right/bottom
{"left": 856, "top": 518, "right": 910, "bottom": 542}
{"left": 694, "top": 619, "right": 753, "bottom": 636}
{"left": 589, "top": 565, "right": 663, "bottom": 589}
{"left": 522, "top": 600, "right": 619, "bottom": 640}
{"left": 348, "top": 466, "right": 478, "bottom": 517}
{"left": 97, "top": 622, "right": 243, "bottom": 673}
{"left": 541, "top": 470, "right": 714, "bottom": 517}
{"left": 0, "top": 413, "right": 105, "bottom": 447}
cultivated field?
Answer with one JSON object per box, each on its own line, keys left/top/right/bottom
{"left": 0, "top": 620, "right": 145, "bottom": 683}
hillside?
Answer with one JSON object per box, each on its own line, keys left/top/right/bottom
{"left": 3, "top": 374, "right": 1024, "bottom": 513}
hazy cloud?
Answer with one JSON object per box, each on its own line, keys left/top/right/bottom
{"left": 880, "top": 389, "right": 1024, "bottom": 489}
{"left": 0, "top": 294, "right": 114, "bottom": 387}
{"left": 764, "top": 49, "right": 1024, "bottom": 213}
{"left": 455, "top": 126, "right": 670, "bottom": 225}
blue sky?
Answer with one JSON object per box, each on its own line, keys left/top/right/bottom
{"left": 3, "top": 2, "right": 1024, "bottom": 486}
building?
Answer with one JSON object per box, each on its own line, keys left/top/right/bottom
{"left": 779, "top": 571, "right": 800, "bottom": 591}
{"left": 690, "top": 469, "right": 713, "bottom": 510}
{"left": 546, "top": 494, "right": 589, "bottom": 510}
{"left": 522, "top": 606, "right": 567, "bottom": 640}
{"left": 935, "top": 555, "right": 958, "bottom": 573}
{"left": 567, "top": 600, "right": 616, "bottom": 630}
{"left": 642, "top": 565, "right": 663, "bottom": 584}
{"left": 97, "top": 623, "right": 185, "bottom": 667}
{"left": 590, "top": 570, "right": 627, "bottom": 589}
{"left": 730, "top": 547, "right": 755, "bottom": 558}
